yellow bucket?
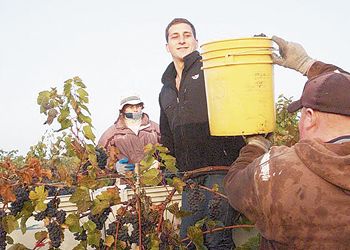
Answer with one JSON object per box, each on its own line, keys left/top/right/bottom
{"left": 201, "top": 37, "right": 275, "bottom": 136}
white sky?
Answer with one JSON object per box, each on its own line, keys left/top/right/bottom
{"left": 1, "top": 0, "right": 349, "bottom": 155}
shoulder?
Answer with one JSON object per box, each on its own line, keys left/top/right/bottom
{"left": 97, "top": 122, "right": 119, "bottom": 146}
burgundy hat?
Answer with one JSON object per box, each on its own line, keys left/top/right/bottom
{"left": 288, "top": 72, "right": 350, "bottom": 115}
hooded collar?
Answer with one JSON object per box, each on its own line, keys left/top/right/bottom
{"left": 161, "top": 50, "right": 201, "bottom": 86}
{"left": 294, "top": 138, "right": 350, "bottom": 192}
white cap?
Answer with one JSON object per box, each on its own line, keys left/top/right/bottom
{"left": 119, "top": 94, "right": 143, "bottom": 110}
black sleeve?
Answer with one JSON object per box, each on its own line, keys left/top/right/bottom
{"left": 159, "top": 105, "right": 175, "bottom": 156}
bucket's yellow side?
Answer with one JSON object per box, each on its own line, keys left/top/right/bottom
{"left": 201, "top": 38, "right": 275, "bottom": 136}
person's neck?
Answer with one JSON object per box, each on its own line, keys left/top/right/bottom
{"left": 173, "top": 59, "right": 185, "bottom": 91}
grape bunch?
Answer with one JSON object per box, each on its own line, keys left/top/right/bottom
{"left": 47, "top": 222, "right": 63, "bottom": 248}
{"left": 0, "top": 211, "right": 6, "bottom": 250}
{"left": 0, "top": 225, "right": 6, "bottom": 250}
{"left": 9, "top": 186, "right": 29, "bottom": 216}
{"left": 34, "top": 197, "right": 61, "bottom": 221}
{"left": 74, "top": 229, "right": 87, "bottom": 241}
{"left": 88, "top": 208, "right": 111, "bottom": 230}
{"left": 96, "top": 147, "right": 108, "bottom": 169}
{"left": 186, "top": 186, "right": 206, "bottom": 214}
{"left": 208, "top": 196, "right": 223, "bottom": 221}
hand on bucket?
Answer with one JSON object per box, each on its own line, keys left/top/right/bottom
{"left": 245, "top": 133, "right": 273, "bottom": 152}
{"left": 272, "top": 36, "right": 315, "bottom": 75}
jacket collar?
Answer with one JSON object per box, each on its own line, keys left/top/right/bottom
{"left": 114, "top": 113, "right": 151, "bottom": 133}
{"left": 161, "top": 50, "right": 201, "bottom": 86}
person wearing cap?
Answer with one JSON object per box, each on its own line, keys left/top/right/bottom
{"left": 224, "top": 36, "right": 350, "bottom": 249}
{"left": 98, "top": 94, "right": 160, "bottom": 173}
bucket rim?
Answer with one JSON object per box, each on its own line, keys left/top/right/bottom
{"left": 200, "top": 37, "right": 272, "bottom": 48}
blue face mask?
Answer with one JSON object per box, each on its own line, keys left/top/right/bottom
{"left": 124, "top": 111, "right": 143, "bottom": 120}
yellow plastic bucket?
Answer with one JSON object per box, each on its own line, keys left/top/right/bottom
{"left": 201, "top": 37, "right": 275, "bottom": 136}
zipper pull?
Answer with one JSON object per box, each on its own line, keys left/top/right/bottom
{"left": 177, "top": 97, "right": 179, "bottom": 103}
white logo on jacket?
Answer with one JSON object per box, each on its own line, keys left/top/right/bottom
{"left": 191, "top": 74, "right": 199, "bottom": 80}
{"left": 259, "top": 152, "right": 271, "bottom": 181}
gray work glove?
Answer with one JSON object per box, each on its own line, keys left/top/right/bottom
{"left": 272, "top": 36, "right": 316, "bottom": 75}
{"left": 245, "top": 134, "right": 272, "bottom": 153}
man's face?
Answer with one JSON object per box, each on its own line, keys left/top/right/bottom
{"left": 166, "top": 23, "right": 198, "bottom": 61}
{"left": 123, "top": 103, "right": 143, "bottom": 113}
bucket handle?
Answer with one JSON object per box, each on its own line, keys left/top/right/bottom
{"left": 225, "top": 48, "right": 277, "bottom": 64}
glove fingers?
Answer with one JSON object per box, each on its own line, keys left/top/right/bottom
{"left": 272, "top": 53, "right": 284, "bottom": 65}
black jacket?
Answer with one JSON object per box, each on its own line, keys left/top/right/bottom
{"left": 159, "top": 51, "right": 245, "bottom": 172}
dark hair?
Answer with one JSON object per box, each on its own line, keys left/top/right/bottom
{"left": 165, "top": 18, "right": 196, "bottom": 42}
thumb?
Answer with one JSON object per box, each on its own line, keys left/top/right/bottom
{"left": 272, "top": 53, "right": 284, "bottom": 65}
{"left": 272, "top": 35, "right": 287, "bottom": 49}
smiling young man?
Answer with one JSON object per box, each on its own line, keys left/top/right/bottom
{"left": 159, "top": 18, "right": 245, "bottom": 249}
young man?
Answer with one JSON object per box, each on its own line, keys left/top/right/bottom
{"left": 224, "top": 36, "right": 350, "bottom": 249}
{"left": 159, "top": 18, "right": 245, "bottom": 249}
{"left": 98, "top": 94, "right": 160, "bottom": 173}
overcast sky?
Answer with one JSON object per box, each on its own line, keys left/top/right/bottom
{"left": 1, "top": 0, "right": 349, "bottom": 155}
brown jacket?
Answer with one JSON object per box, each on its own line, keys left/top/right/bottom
{"left": 224, "top": 62, "right": 350, "bottom": 249}
{"left": 98, "top": 114, "right": 160, "bottom": 163}
{"left": 224, "top": 139, "right": 350, "bottom": 249}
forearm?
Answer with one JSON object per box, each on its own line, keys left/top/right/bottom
{"left": 307, "top": 61, "right": 348, "bottom": 79}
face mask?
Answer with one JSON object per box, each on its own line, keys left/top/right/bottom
{"left": 124, "top": 111, "right": 142, "bottom": 120}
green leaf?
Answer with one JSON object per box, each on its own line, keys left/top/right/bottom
{"left": 37, "top": 91, "right": 50, "bottom": 105}
{"left": 73, "top": 76, "right": 86, "bottom": 88}
{"left": 34, "top": 231, "right": 48, "bottom": 241}
{"left": 2, "top": 215, "right": 19, "bottom": 234}
{"left": 77, "top": 88, "right": 89, "bottom": 103}
{"left": 64, "top": 80, "right": 73, "bottom": 97}
{"left": 65, "top": 213, "right": 82, "bottom": 233}
{"left": 29, "top": 186, "right": 48, "bottom": 202}
{"left": 187, "top": 226, "right": 207, "bottom": 250}
{"left": 167, "top": 203, "right": 192, "bottom": 218}
{"left": 69, "top": 187, "right": 92, "bottom": 213}
{"left": 172, "top": 177, "right": 186, "bottom": 193}
{"left": 20, "top": 215, "right": 30, "bottom": 234}
{"left": 58, "top": 107, "right": 70, "bottom": 123}
{"left": 80, "top": 104, "right": 91, "bottom": 115}
{"left": 140, "top": 168, "right": 162, "bottom": 186}
{"left": 87, "top": 230, "right": 101, "bottom": 247}
{"left": 83, "top": 220, "right": 97, "bottom": 232}
{"left": 72, "top": 243, "right": 87, "bottom": 250}
{"left": 96, "top": 188, "right": 121, "bottom": 206}
{"left": 83, "top": 125, "right": 95, "bottom": 141}
{"left": 78, "top": 113, "right": 92, "bottom": 126}
{"left": 8, "top": 243, "right": 30, "bottom": 250}
{"left": 57, "top": 118, "right": 73, "bottom": 132}
{"left": 35, "top": 201, "right": 47, "bottom": 212}
{"left": 91, "top": 200, "right": 110, "bottom": 215}
{"left": 195, "top": 218, "right": 206, "bottom": 228}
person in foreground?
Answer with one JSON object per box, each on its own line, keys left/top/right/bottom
{"left": 98, "top": 94, "right": 160, "bottom": 174}
{"left": 159, "top": 18, "right": 245, "bottom": 249}
{"left": 224, "top": 36, "right": 350, "bottom": 249}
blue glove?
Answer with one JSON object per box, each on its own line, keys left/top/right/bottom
{"left": 115, "top": 158, "right": 135, "bottom": 174}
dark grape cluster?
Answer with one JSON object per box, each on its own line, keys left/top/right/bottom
{"left": 9, "top": 186, "right": 29, "bottom": 216}
{"left": 82, "top": 147, "right": 108, "bottom": 173}
{"left": 74, "top": 229, "right": 87, "bottom": 241}
{"left": 0, "top": 225, "right": 6, "bottom": 250}
{"left": 0, "top": 212, "right": 6, "bottom": 250}
{"left": 34, "top": 197, "right": 66, "bottom": 224}
{"left": 88, "top": 208, "right": 111, "bottom": 230}
{"left": 55, "top": 210, "right": 67, "bottom": 224}
{"left": 47, "top": 222, "right": 63, "bottom": 248}
{"left": 208, "top": 196, "right": 224, "bottom": 220}
{"left": 96, "top": 147, "right": 108, "bottom": 169}
{"left": 186, "top": 186, "right": 206, "bottom": 214}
